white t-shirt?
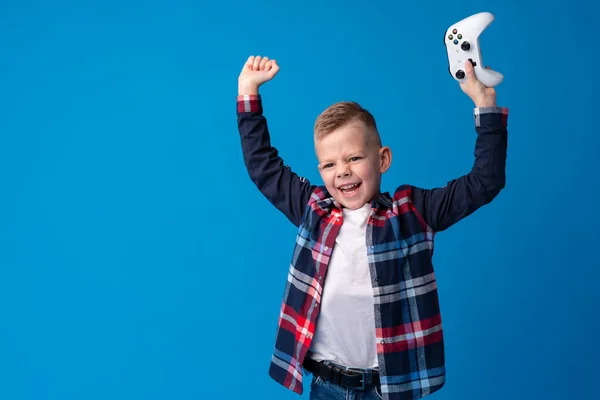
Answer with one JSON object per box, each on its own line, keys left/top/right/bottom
{"left": 309, "top": 203, "right": 378, "bottom": 369}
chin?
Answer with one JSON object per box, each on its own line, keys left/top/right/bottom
{"left": 336, "top": 196, "right": 366, "bottom": 210}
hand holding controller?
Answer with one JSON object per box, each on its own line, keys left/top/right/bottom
{"left": 444, "top": 12, "right": 503, "bottom": 87}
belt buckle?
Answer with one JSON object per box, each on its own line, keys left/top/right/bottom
{"left": 348, "top": 369, "right": 367, "bottom": 391}
{"left": 358, "top": 373, "right": 366, "bottom": 391}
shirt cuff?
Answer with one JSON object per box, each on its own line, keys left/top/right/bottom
{"left": 237, "top": 94, "right": 262, "bottom": 113}
{"left": 474, "top": 106, "right": 508, "bottom": 128}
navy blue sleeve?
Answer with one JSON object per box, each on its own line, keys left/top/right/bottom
{"left": 237, "top": 94, "right": 316, "bottom": 227}
{"left": 410, "top": 107, "right": 509, "bottom": 232}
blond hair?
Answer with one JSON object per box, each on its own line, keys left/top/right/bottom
{"left": 314, "top": 101, "right": 381, "bottom": 147}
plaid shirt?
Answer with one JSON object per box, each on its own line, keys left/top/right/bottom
{"left": 237, "top": 95, "right": 508, "bottom": 400}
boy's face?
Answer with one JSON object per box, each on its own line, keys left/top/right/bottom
{"left": 316, "top": 121, "right": 391, "bottom": 210}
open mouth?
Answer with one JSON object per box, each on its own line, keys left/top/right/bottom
{"left": 338, "top": 182, "right": 361, "bottom": 196}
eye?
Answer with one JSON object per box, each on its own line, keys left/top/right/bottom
{"left": 322, "top": 163, "right": 334, "bottom": 169}
{"left": 349, "top": 157, "right": 362, "bottom": 162}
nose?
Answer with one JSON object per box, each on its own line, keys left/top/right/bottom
{"left": 336, "top": 165, "right": 351, "bottom": 178}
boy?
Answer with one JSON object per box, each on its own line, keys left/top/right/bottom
{"left": 236, "top": 55, "right": 508, "bottom": 400}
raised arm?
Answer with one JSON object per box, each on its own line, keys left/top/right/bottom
{"left": 237, "top": 56, "right": 316, "bottom": 227}
{"left": 410, "top": 61, "right": 509, "bottom": 232}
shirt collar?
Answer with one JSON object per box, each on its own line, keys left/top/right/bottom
{"left": 316, "top": 189, "right": 392, "bottom": 210}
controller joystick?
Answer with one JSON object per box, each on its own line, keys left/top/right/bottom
{"left": 444, "top": 12, "right": 503, "bottom": 87}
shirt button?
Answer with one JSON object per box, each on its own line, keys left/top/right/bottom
{"left": 324, "top": 246, "right": 329, "bottom": 251}
{"left": 380, "top": 340, "right": 385, "bottom": 344}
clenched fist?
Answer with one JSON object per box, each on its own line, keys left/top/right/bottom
{"left": 238, "top": 55, "right": 280, "bottom": 95}
{"left": 460, "top": 61, "right": 497, "bottom": 108}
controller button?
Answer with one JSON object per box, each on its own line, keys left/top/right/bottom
{"left": 448, "top": 34, "right": 453, "bottom": 40}
{"left": 455, "top": 70, "right": 465, "bottom": 79}
{"left": 457, "top": 34, "right": 462, "bottom": 39}
{"left": 453, "top": 39, "right": 458, "bottom": 45}
{"left": 461, "top": 41, "right": 471, "bottom": 51}
{"left": 468, "top": 58, "right": 477, "bottom": 66}
{"left": 453, "top": 29, "right": 457, "bottom": 34}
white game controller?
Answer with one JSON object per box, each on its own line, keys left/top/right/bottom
{"left": 444, "top": 12, "right": 503, "bottom": 87}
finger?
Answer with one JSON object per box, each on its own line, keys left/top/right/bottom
{"left": 268, "top": 60, "right": 280, "bottom": 78}
{"left": 485, "top": 65, "right": 491, "bottom": 69}
{"left": 245, "top": 55, "right": 255, "bottom": 68}
{"left": 253, "top": 56, "right": 262, "bottom": 71}
{"left": 260, "top": 57, "right": 270, "bottom": 71}
{"left": 464, "top": 60, "right": 476, "bottom": 82}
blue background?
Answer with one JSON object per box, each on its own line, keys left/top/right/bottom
{"left": 1, "top": 0, "right": 598, "bottom": 399}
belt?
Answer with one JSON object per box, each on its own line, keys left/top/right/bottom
{"left": 303, "top": 357, "right": 380, "bottom": 391}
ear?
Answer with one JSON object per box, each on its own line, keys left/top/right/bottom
{"left": 379, "top": 146, "right": 392, "bottom": 173}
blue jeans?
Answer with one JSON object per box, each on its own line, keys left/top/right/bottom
{"left": 308, "top": 373, "right": 383, "bottom": 400}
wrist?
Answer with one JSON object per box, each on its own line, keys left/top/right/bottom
{"left": 475, "top": 99, "right": 496, "bottom": 108}
{"left": 238, "top": 80, "right": 259, "bottom": 96}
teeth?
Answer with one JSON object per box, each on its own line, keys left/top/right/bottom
{"left": 340, "top": 183, "right": 359, "bottom": 190}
